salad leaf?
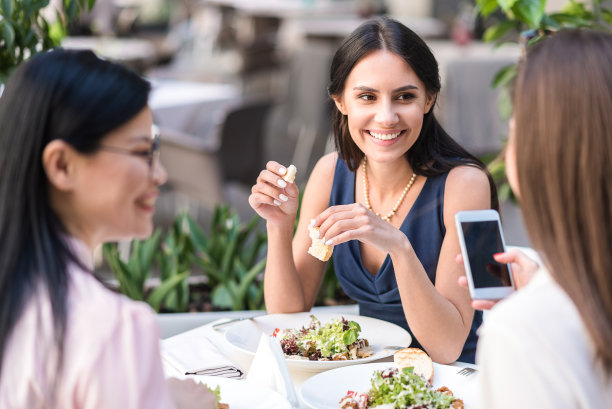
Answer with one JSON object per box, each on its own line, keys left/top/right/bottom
{"left": 367, "top": 367, "right": 455, "bottom": 409}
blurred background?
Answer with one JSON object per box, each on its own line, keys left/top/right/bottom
{"left": 5, "top": 0, "right": 595, "bottom": 312}
{"left": 58, "top": 0, "right": 567, "bottom": 246}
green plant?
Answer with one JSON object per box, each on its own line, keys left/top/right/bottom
{"left": 103, "top": 228, "right": 190, "bottom": 312}
{"left": 476, "top": 0, "right": 612, "bottom": 200}
{"left": 156, "top": 213, "right": 195, "bottom": 312}
{"left": 189, "top": 206, "right": 268, "bottom": 311}
{"left": 0, "top": 0, "right": 96, "bottom": 83}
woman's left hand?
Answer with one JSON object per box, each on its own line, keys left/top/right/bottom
{"left": 313, "top": 203, "right": 406, "bottom": 253}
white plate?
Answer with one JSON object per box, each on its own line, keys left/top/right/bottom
{"left": 180, "top": 375, "right": 292, "bottom": 409}
{"left": 300, "top": 362, "right": 480, "bottom": 409}
{"left": 224, "top": 312, "right": 412, "bottom": 373}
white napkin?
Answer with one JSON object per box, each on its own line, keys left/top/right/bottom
{"left": 246, "top": 334, "right": 299, "bottom": 408}
{"left": 162, "top": 333, "right": 245, "bottom": 379}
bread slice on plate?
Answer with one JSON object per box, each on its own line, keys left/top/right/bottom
{"left": 393, "top": 348, "right": 434, "bottom": 384}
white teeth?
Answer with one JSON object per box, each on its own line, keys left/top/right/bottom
{"left": 138, "top": 198, "right": 156, "bottom": 207}
{"left": 369, "top": 131, "right": 401, "bottom": 140}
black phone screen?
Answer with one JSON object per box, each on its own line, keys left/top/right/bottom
{"left": 461, "top": 220, "right": 512, "bottom": 288}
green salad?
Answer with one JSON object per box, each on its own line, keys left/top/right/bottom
{"left": 339, "top": 367, "right": 462, "bottom": 409}
{"left": 273, "top": 315, "right": 372, "bottom": 361}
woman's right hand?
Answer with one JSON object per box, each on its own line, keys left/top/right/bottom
{"left": 248, "top": 161, "right": 300, "bottom": 226}
{"left": 457, "top": 248, "right": 540, "bottom": 310}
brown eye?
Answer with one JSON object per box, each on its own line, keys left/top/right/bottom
{"left": 397, "top": 93, "right": 416, "bottom": 101}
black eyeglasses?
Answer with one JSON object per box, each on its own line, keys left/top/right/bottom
{"left": 98, "top": 124, "right": 161, "bottom": 178}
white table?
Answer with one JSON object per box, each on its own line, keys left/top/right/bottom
{"left": 161, "top": 307, "right": 478, "bottom": 409}
{"left": 149, "top": 79, "right": 241, "bottom": 152}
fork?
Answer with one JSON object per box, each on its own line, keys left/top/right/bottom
{"left": 456, "top": 367, "right": 478, "bottom": 376}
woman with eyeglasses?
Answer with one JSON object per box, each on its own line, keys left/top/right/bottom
{"left": 474, "top": 29, "right": 612, "bottom": 407}
{"left": 0, "top": 49, "right": 217, "bottom": 408}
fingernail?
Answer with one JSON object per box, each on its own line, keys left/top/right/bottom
{"left": 325, "top": 239, "right": 333, "bottom": 246}
{"left": 279, "top": 194, "right": 288, "bottom": 202}
{"left": 277, "top": 179, "right": 287, "bottom": 188}
{"left": 279, "top": 167, "right": 287, "bottom": 175}
{"left": 493, "top": 252, "right": 504, "bottom": 257}
{"left": 309, "top": 219, "right": 316, "bottom": 227}
{"left": 273, "top": 199, "right": 281, "bottom": 206}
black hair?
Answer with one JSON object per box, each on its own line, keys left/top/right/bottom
{"left": 0, "top": 49, "right": 150, "bottom": 381}
{"left": 328, "top": 16, "right": 498, "bottom": 210}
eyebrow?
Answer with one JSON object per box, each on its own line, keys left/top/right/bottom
{"left": 353, "top": 85, "right": 419, "bottom": 92}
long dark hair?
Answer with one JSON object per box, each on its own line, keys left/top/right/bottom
{"left": 0, "top": 49, "right": 150, "bottom": 379}
{"left": 514, "top": 29, "right": 612, "bottom": 373}
{"left": 328, "top": 16, "right": 498, "bottom": 210}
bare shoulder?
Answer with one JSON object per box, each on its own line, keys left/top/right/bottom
{"left": 303, "top": 152, "right": 338, "bottom": 198}
{"left": 444, "top": 165, "right": 491, "bottom": 210}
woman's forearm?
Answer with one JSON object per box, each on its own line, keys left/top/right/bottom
{"left": 389, "top": 239, "right": 472, "bottom": 363}
{"left": 263, "top": 222, "right": 308, "bottom": 312}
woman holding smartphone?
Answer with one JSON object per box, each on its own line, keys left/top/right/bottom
{"left": 249, "top": 17, "right": 498, "bottom": 364}
{"left": 0, "top": 49, "right": 217, "bottom": 408}
{"left": 476, "top": 29, "right": 612, "bottom": 407}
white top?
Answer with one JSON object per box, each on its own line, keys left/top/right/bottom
{"left": 0, "top": 239, "right": 176, "bottom": 409}
{"left": 477, "top": 268, "right": 612, "bottom": 408}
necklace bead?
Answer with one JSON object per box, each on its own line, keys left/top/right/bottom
{"left": 362, "top": 157, "right": 417, "bottom": 223}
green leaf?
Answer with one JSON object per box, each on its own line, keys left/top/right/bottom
{"left": 511, "top": 0, "right": 546, "bottom": 28}
{"left": 65, "top": 0, "right": 78, "bottom": 20}
{"left": 1, "top": 0, "right": 13, "bottom": 18}
{"left": 342, "top": 329, "right": 358, "bottom": 345}
{"left": 1, "top": 21, "right": 15, "bottom": 50}
{"left": 220, "top": 225, "right": 239, "bottom": 275}
{"left": 483, "top": 20, "right": 516, "bottom": 42}
{"left": 140, "top": 229, "right": 162, "bottom": 274}
{"left": 498, "top": 0, "right": 518, "bottom": 13}
{"left": 476, "top": 0, "right": 500, "bottom": 17}
{"left": 602, "top": 9, "right": 612, "bottom": 26}
{"left": 491, "top": 64, "right": 517, "bottom": 89}
{"left": 187, "top": 215, "right": 208, "bottom": 252}
{"left": 147, "top": 271, "right": 189, "bottom": 312}
{"left": 233, "top": 257, "right": 266, "bottom": 310}
{"left": 211, "top": 282, "right": 238, "bottom": 310}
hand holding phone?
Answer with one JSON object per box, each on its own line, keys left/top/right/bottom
{"left": 455, "top": 210, "right": 515, "bottom": 300}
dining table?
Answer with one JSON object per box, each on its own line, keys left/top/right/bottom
{"left": 160, "top": 305, "right": 480, "bottom": 409}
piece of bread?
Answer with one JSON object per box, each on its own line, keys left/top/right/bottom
{"left": 282, "top": 164, "right": 297, "bottom": 183}
{"left": 307, "top": 225, "right": 334, "bottom": 261}
{"left": 393, "top": 348, "right": 434, "bottom": 384}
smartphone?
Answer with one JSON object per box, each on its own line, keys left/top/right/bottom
{"left": 455, "top": 209, "right": 514, "bottom": 300}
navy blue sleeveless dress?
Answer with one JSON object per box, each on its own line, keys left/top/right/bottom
{"left": 329, "top": 158, "right": 482, "bottom": 363}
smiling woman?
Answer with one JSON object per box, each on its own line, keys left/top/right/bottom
{"left": 249, "top": 17, "right": 499, "bottom": 364}
{"left": 0, "top": 49, "right": 216, "bottom": 408}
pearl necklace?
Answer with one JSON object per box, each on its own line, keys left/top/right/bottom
{"left": 362, "top": 157, "right": 417, "bottom": 223}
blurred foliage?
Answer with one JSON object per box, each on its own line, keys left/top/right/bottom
{"left": 476, "top": 0, "right": 612, "bottom": 202}
{"left": 189, "top": 206, "right": 268, "bottom": 311}
{"left": 0, "top": 0, "right": 97, "bottom": 83}
{"left": 103, "top": 229, "right": 190, "bottom": 313}
{"left": 103, "top": 202, "right": 347, "bottom": 313}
